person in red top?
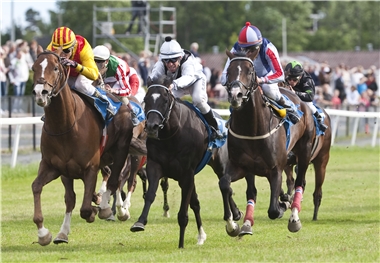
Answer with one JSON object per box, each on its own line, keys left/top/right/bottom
{"left": 93, "top": 45, "right": 140, "bottom": 125}
{"left": 46, "top": 26, "right": 116, "bottom": 115}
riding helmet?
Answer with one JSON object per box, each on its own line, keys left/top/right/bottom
{"left": 52, "top": 27, "right": 76, "bottom": 49}
{"left": 93, "top": 45, "right": 111, "bottom": 61}
{"left": 238, "top": 22, "right": 263, "bottom": 48}
{"left": 285, "top": 61, "right": 304, "bottom": 78}
{"left": 160, "top": 36, "right": 184, "bottom": 59}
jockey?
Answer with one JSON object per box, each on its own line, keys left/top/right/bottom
{"left": 221, "top": 22, "right": 300, "bottom": 124}
{"left": 148, "top": 36, "right": 223, "bottom": 140}
{"left": 46, "top": 27, "right": 116, "bottom": 116}
{"left": 284, "top": 60, "right": 328, "bottom": 132}
{"left": 93, "top": 45, "right": 140, "bottom": 126}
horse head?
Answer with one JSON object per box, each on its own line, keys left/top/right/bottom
{"left": 143, "top": 75, "right": 175, "bottom": 139}
{"left": 32, "top": 45, "right": 68, "bottom": 108}
{"left": 225, "top": 50, "right": 258, "bottom": 109}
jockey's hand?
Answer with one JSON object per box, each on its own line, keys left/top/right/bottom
{"left": 256, "top": 76, "right": 262, "bottom": 84}
{"left": 109, "top": 88, "right": 120, "bottom": 95}
{"left": 61, "top": 58, "right": 78, "bottom": 68}
{"left": 169, "top": 84, "right": 175, "bottom": 91}
{"left": 104, "top": 84, "right": 112, "bottom": 91}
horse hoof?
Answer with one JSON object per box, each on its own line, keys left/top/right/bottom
{"left": 53, "top": 232, "right": 68, "bottom": 244}
{"left": 225, "top": 224, "right": 240, "bottom": 237}
{"left": 288, "top": 220, "right": 302, "bottom": 232}
{"left": 239, "top": 224, "right": 253, "bottom": 237}
{"left": 130, "top": 222, "right": 145, "bottom": 232}
{"left": 98, "top": 207, "right": 113, "bottom": 219}
{"left": 38, "top": 232, "right": 52, "bottom": 246}
{"left": 117, "top": 213, "right": 131, "bottom": 221}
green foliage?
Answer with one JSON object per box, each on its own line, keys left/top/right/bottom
{"left": 1, "top": 1, "right": 379, "bottom": 52}
{"left": 1, "top": 147, "right": 379, "bottom": 261}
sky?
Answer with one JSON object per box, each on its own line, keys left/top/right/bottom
{"left": 1, "top": 0, "right": 58, "bottom": 32}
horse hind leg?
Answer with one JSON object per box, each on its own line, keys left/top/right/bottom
{"left": 219, "top": 175, "right": 240, "bottom": 237}
{"left": 189, "top": 185, "right": 207, "bottom": 246}
{"left": 239, "top": 175, "right": 257, "bottom": 237}
{"left": 311, "top": 156, "right": 328, "bottom": 221}
{"left": 161, "top": 177, "right": 170, "bottom": 217}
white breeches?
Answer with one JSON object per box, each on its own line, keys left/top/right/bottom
{"left": 172, "top": 76, "right": 210, "bottom": 114}
{"left": 68, "top": 74, "right": 96, "bottom": 96}
{"left": 261, "top": 83, "right": 282, "bottom": 101}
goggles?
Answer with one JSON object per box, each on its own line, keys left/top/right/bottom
{"left": 62, "top": 47, "right": 73, "bottom": 54}
{"left": 162, "top": 57, "right": 180, "bottom": 64}
{"left": 95, "top": 59, "right": 107, "bottom": 64}
{"left": 287, "top": 76, "right": 301, "bottom": 82}
{"left": 241, "top": 45, "right": 259, "bottom": 53}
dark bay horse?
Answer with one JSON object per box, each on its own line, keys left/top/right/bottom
{"left": 283, "top": 108, "right": 331, "bottom": 224}
{"left": 31, "top": 46, "right": 139, "bottom": 246}
{"left": 130, "top": 78, "right": 242, "bottom": 248}
{"left": 221, "top": 50, "right": 320, "bottom": 236}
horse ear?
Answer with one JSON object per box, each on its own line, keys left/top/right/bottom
{"left": 37, "top": 45, "right": 44, "bottom": 55}
{"left": 226, "top": 49, "right": 234, "bottom": 59}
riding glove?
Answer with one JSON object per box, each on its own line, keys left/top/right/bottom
{"left": 61, "top": 58, "right": 78, "bottom": 68}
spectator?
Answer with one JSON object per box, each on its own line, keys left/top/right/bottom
{"left": 29, "top": 39, "right": 38, "bottom": 62}
{"left": 356, "top": 76, "right": 368, "bottom": 95}
{"left": 331, "top": 89, "right": 342, "bottom": 109}
{"left": 307, "top": 64, "right": 320, "bottom": 87}
{"left": 125, "top": 0, "right": 147, "bottom": 35}
{"left": 365, "top": 71, "right": 378, "bottom": 105}
{"left": 0, "top": 47, "right": 9, "bottom": 97}
{"left": 138, "top": 50, "right": 150, "bottom": 87}
{"left": 346, "top": 85, "right": 361, "bottom": 106}
{"left": 8, "top": 48, "right": 30, "bottom": 112}
{"left": 190, "top": 42, "right": 199, "bottom": 57}
{"left": 103, "top": 42, "right": 116, "bottom": 56}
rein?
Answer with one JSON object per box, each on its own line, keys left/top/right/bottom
{"left": 146, "top": 84, "right": 182, "bottom": 140}
{"left": 37, "top": 50, "right": 77, "bottom": 136}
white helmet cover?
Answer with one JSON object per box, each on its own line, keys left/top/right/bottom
{"left": 93, "top": 45, "right": 111, "bottom": 60}
{"left": 160, "top": 36, "right": 184, "bottom": 59}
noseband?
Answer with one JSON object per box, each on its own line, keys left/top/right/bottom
{"left": 35, "top": 51, "right": 69, "bottom": 98}
{"left": 145, "top": 84, "right": 175, "bottom": 129}
{"left": 226, "top": 57, "right": 258, "bottom": 103}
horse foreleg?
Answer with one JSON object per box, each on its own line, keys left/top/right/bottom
{"left": 312, "top": 155, "right": 328, "bottom": 221}
{"left": 161, "top": 177, "right": 170, "bottom": 217}
{"left": 116, "top": 188, "right": 131, "bottom": 221}
{"left": 267, "top": 167, "right": 286, "bottom": 220}
{"left": 239, "top": 175, "right": 256, "bottom": 237}
{"left": 281, "top": 165, "right": 295, "bottom": 202}
{"left": 96, "top": 166, "right": 111, "bottom": 205}
{"left": 219, "top": 175, "right": 240, "bottom": 237}
{"left": 189, "top": 185, "right": 206, "bottom": 245}
{"left": 32, "top": 163, "right": 60, "bottom": 246}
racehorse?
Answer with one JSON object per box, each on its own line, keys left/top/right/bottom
{"left": 221, "top": 50, "right": 325, "bottom": 236}
{"left": 130, "top": 76, "right": 242, "bottom": 248}
{"left": 31, "top": 46, "right": 140, "bottom": 246}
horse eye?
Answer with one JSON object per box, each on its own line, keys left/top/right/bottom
{"left": 54, "top": 66, "right": 59, "bottom": 71}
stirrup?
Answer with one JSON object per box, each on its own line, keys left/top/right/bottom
{"left": 287, "top": 111, "right": 300, "bottom": 125}
{"left": 210, "top": 127, "right": 223, "bottom": 140}
{"left": 318, "top": 122, "right": 328, "bottom": 132}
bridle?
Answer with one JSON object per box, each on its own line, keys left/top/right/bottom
{"left": 225, "top": 57, "right": 258, "bottom": 103}
{"left": 35, "top": 51, "right": 69, "bottom": 98}
{"left": 145, "top": 84, "right": 175, "bottom": 130}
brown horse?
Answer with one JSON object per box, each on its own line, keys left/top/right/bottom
{"left": 221, "top": 50, "right": 328, "bottom": 236}
{"left": 31, "top": 46, "right": 139, "bottom": 246}
{"left": 130, "top": 77, "right": 242, "bottom": 248}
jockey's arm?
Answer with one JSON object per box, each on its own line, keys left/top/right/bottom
{"left": 77, "top": 43, "right": 99, "bottom": 81}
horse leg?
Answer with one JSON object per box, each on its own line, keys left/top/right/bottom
{"left": 95, "top": 166, "right": 111, "bottom": 205}
{"left": 53, "top": 176, "right": 76, "bottom": 244}
{"left": 32, "top": 161, "right": 60, "bottom": 246}
{"left": 130, "top": 162, "right": 162, "bottom": 232}
{"left": 161, "top": 177, "right": 170, "bottom": 217}
{"left": 239, "top": 174, "right": 257, "bottom": 237}
{"left": 267, "top": 167, "right": 287, "bottom": 220}
{"left": 80, "top": 167, "right": 99, "bottom": 223}
{"left": 311, "top": 153, "right": 328, "bottom": 221}
{"left": 115, "top": 157, "right": 133, "bottom": 221}
{"left": 219, "top": 175, "right": 240, "bottom": 237}
{"left": 177, "top": 175, "right": 195, "bottom": 248}
{"left": 137, "top": 166, "right": 147, "bottom": 199}
{"left": 98, "top": 189, "right": 113, "bottom": 219}
{"left": 281, "top": 165, "right": 295, "bottom": 202}
{"left": 189, "top": 185, "right": 206, "bottom": 245}
{"left": 288, "top": 158, "right": 309, "bottom": 232}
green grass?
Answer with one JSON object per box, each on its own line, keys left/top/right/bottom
{"left": 1, "top": 146, "right": 379, "bottom": 262}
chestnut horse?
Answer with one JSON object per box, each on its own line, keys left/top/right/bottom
{"left": 220, "top": 50, "right": 328, "bottom": 236}
{"left": 31, "top": 46, "right": 139, "bottom": 246}
{"left": 130, "top": 77, "right": 242, "bottom": 248}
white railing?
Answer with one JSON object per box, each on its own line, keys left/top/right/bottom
{"left": 1, "top": 109, "right": 379, "bottom": 168}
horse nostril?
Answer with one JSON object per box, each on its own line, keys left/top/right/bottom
{"left": 237, "top": 93, "right": 243, "bottom": 99}
{"left": 42, "top": 90, "right": 49, "bottom": 95}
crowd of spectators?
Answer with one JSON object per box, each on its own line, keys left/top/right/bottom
{"left": 1, "top": 38, "right": 379, "bottom": 116}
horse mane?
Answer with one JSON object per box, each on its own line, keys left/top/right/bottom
{"left": 148, "top": 75, "right": 173, "bottom": 88}
{"left": 233, "top": 51, "right": 248, "bottom": 57}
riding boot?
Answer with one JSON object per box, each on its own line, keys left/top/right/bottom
{"left": 93, "top": 90, "right": 117, "bottom": 116}
{"left": 277, "top": 97, "right": 300, "bottom": 125}
{"left": 127, "top": 103, "right": 139, "bottom": 126}
{"left": 314, "top": 111, "right": 328, "bottom": 132}
{"left": 202, "top": 109, "right": 224, "bottom": 140}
